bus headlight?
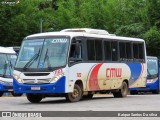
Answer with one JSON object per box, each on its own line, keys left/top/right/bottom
{"left": 0, "top": 80, "right": 5, "bottom": 84}
{"left": 147, "top": 79, "right": 157, "bottom": 84}
{"left": 13, "top": 74, "right": 23, "bottom": 83}
{"left": 50, "top": 74, "right": 63, "bottom": 83}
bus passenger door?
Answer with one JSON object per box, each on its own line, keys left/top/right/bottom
{"left": 68, "top": 37, "right": 87, "bottom": 92}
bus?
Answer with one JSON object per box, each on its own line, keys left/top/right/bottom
{"left": 13, "top": 28, "right": 147, "bottom": 103}
{"left": 6, "top": 46, "right": 20, "bottom": 54}
{"left": 0, "top": 46, "right": 22, "bottom": 97}
{"left": 130, "top": 56, "right": 159, "bottom": 94}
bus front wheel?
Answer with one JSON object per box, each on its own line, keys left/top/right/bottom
{"left": 26, "top": 94, "right": 43, "bottom": 103}
{"left": 66, "top": 84, "right": 82, "bottom": 102}
{"left": 113, "top": 81, "right": 128, "bottom": 98}
{"left": 0, "top": 92, "right": 3, "bottom": 97}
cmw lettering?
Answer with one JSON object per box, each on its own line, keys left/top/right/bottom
{"left": 52, "top": 39, "right": 67, "bottom": 43}
{"left": 106, "top": 68, "right": 122, "bottom": 78}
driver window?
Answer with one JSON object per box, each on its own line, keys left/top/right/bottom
{"left": 0, "top": 55, "right": 6, "bottom": 75}
{"left": 69, "top": 41, "right": 82, "bottom": 59}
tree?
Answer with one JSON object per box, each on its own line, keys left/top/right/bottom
{"left": 144, "top": 26, "right": 160, "bottom": 56}
{"left": 0, "top": 0, "right": 55, "bottom": 46}
{"left": 1, "top": 0, "right": 160, "bottom": 57}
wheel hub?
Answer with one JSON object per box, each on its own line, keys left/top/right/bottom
{"left": 71, "top": 89, "right": 79, "bottom": 98}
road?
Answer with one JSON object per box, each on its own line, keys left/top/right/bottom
{"left": 0, "top": 94, "right": 160, "bottom": 120}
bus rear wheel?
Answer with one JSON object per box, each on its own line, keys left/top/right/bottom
{"left": 26, "top": 94, "right": 43, "bottom": 103}
{"left": 113, "top": 81, "right": 128, "bottom": 98}
{"left": 66, "top": 84, "right": 82, "bottom": 102}
{"left": 0, "top": 92, "right": 3, "bottom": 97}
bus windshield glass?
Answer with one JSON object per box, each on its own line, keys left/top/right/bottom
{"left": 15, "top": 37, "right": 69, "bottom": 69}
{"left": 147, "top": 58, "right": 158, "bottom": 78}
{"left": 0, "top": 54, "right": 17, "bottom": 77}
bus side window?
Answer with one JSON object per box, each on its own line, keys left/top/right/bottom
{"left": 119, "top": 42, "right": 126, "bottom": 61}
{"left": 126, "top": 42, "right": 132, "bottom": 61}
{"left": 87, "top": 39, "right": 103, "bottom": 61}
{"left": 87, "top": 40, "right": 95, "bottom": 60}
{"left": 138, "top": 43, "right": 144, "bottom": 62}
{"left": 133, "top": 43, "right": 139, "bottom": 62}
{"left": 119, "top": 42, "right": 132, "bottom": 62}
{"left": 104, "top": 41, "right": 111, "bottom": 61}
{"left": 111, "top": 41, "right": 118, "bottom": 61}
{"left": 69, "top": 41, "right": 82, "bottom": 59}
{"left": 69, "top": 44, "right": 76, "bottom": 58}
{"left": 95, "top": 40, "right": 103, "bottom": 61}
{"left": 133, "top": 42, "right": 145, "bottom": 62}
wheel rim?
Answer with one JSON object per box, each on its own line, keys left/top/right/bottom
{"left": 122, "top": 83, "right": 128, "bottom": 96}
{"left": 71, "top": 88, "right": 79, "bottom": 98}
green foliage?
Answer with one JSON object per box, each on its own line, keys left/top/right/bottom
{"left": 144, "top": 26, "right": 160, "bottom": 56}
{"left": 115, "top": 23, "right": 146, "bottom": 38}
{"left": 0, "top": 0, "right": 160, "bottom": 56}
{"left": 0, "top": 0, "right": 55, "bottom": 46}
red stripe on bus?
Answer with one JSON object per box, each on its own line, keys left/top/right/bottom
{"left": 88, "top": 63, "right": 103, "bottom": 90}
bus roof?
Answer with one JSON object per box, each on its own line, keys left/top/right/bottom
{"left": 6, "top": 46, "right": 20, "bottom": 53}
{"left": 0, "top": 46, "right": 16, "bottom": 54}
{"left": 26, "top": 28, "right": 144, "bottom": 42}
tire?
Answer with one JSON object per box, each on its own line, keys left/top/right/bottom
{"left": 66, "top": 84, "right": 82, "bottom": 102}
{"left": 26, "top": 94, "right": 43, "bottom": 103}
{"left": 11, "top": 92, "right": 23, "bottom": 97}
{"left": 113, "top": 81, "right": 128, "bottom": 98}
{"left": 152, "top": 90, "right": 159, "bottom": 94}
{"left": 130, "top": 91, "right": 138, "bottom": 95}
{"left": 0, "top": 92, "right": 3, "bottom": 97}
{"left": 83, "top": 94, "right": 94, "bottom": 99}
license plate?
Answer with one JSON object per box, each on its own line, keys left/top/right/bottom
{"left": 8, "top": 89, "right": 13, "bottom": 91}
{"left": 31, "top": 87, "right": 41, "bottom": 90}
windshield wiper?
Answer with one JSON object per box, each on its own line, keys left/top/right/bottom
{"left": 23, "top": 49, "right": 40, "bottom": 70}
{"left": 9, "top": 61, "right": 13, "bottom": 69}
{"left": 7, "top": 60, "right": 13, "bottom": 77}
{"left": 43, "top": 48, "right": 51, "bottom": 70}
{"left": 147, "top": 69, "right": 151, "bottom": 76}
{"left": 3, "top": 61, "right": 8, "bottom": 78}
{"left": 44, "top": 48, "right": 48, "bottom": 63}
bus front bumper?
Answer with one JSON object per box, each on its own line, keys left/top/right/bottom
{"left": 13, "top": 76, "right": 66, "bottom": 94}
{"left": 0, "top": 84, "right": 13, "bottom": 92}
{"left": 129, "top": 80, "right": 159, "bottom": 91}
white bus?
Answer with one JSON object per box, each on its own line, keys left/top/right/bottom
{"left": 0, "top": 46, "right": 22, "bottom": 97}
{"left": 13, "top": 28, "right": 147, "bottom": 103}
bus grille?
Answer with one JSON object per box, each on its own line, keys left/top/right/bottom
{"left": 4, "top": 86, "right": 13, "bottom": 89}
{"left": 23, "top": 73, "right": 50, "bottom": 76}
{"left": 23, "top": 78, "right": 51, "bottom": 84}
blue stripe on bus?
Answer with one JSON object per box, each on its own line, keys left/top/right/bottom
{"left": 126, "top": 63, "right": 142, "bottom": 85}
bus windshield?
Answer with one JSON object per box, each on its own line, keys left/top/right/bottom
{"left": 0, "top": 54, "right": 17, "bottom": 78}
{"left": 147, "top": 58, "right": 158, "bottom": 78}
{"left": 15, "top": 37, "right": 69, "bottom": 69}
